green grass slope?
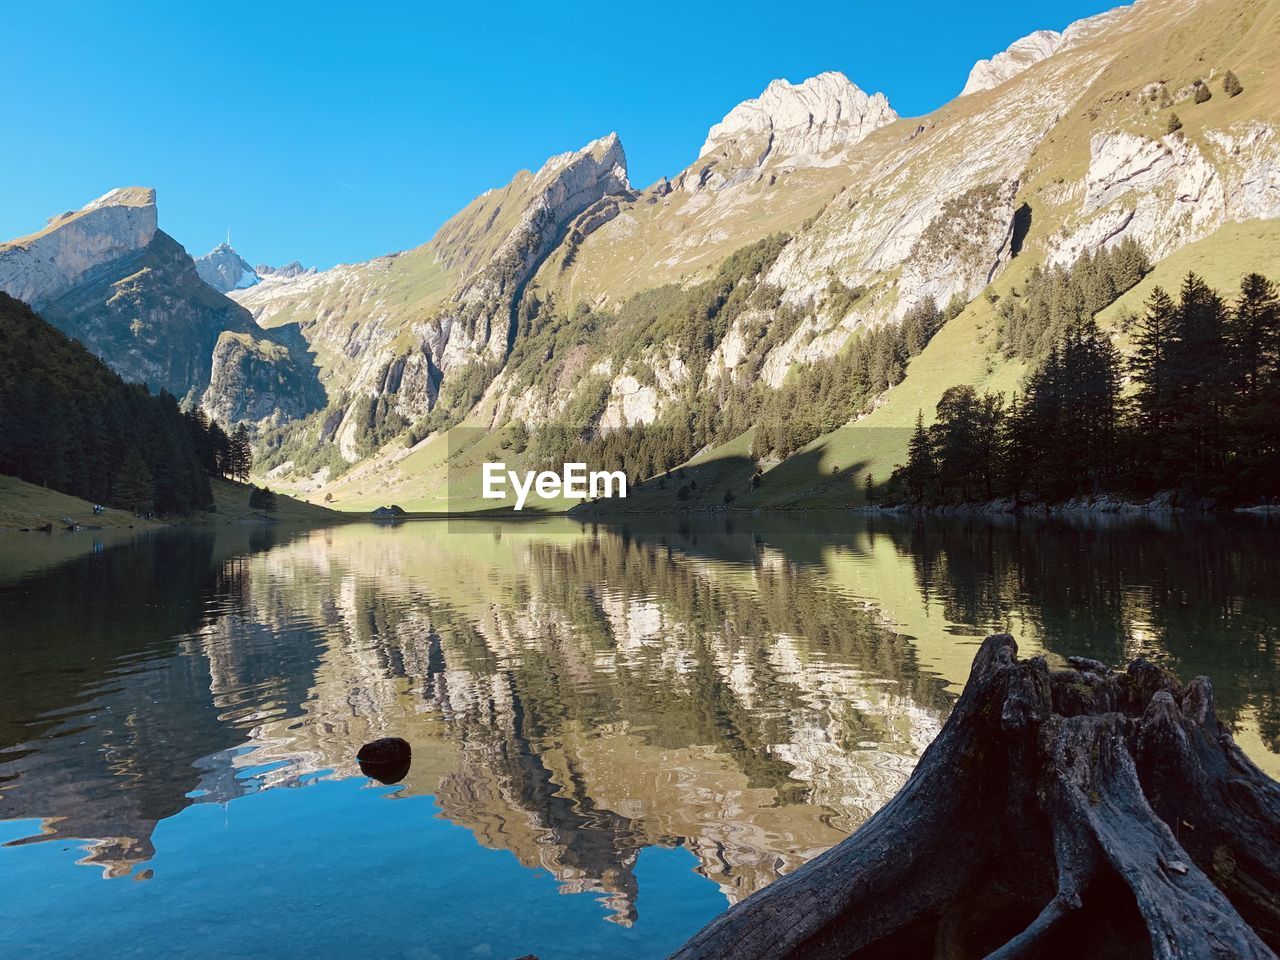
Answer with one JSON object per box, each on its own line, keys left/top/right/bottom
{"left": 205, "top": 478, "right": 348, "bottom": 524}
{"left": 779, "top": 219, "right": 1280, "bottom": 507}
{"left": 587, "top": 217, "right": 1280, "bottom": 514}
{"left": 0, "top": 474, "right": 163, "bottom": 531}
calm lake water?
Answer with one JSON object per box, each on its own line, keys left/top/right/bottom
{"left": 1, "top": 514, "right": 1277, "bottom": 959}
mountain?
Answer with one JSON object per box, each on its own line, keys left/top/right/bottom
{"left": 0, "top": 291, "right": 213, "bottom": 514}
{"left": 255, "top": 261, "right": 312, "bottom": 280}
{"left": 695, "top": 72, "right": 897, "bottom": 184}
{"left": 231, "top": 133, "right": 630, "bottom": 467}
{"left": 0, "top": 189, "right": 324, "bottom": 427}
{"left": 228, "top": 0, "right": 1270, "bottom": 510}
{"left": 12, "top": 0, "right": 1279, "bottom": 509}
{"left": 195, "top": 242, "right": 260, "bottom": 292}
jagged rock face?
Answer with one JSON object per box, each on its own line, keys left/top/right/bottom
{"left": 898, "top": 178, "right": 1022, "bottom": 314}
{"left": 35, "top": 230, "right": 261, "bottom": 398}
{"left": 202, "top": 328, "right": 327, "bottom": 425}
{"left": 256, "top": 260, "right": 311, "bottom": 279}
{"left": 700, "top": 73, "right": 895, "bottom": 163}
{"left": 960, "top": 30, "right": 1065, "bottom": 96}
{"left": 195, "top": 243, "right": 260, "bottom": 292}
{"left": 234, "top": 134, "right": 631, "bottom": 461}
{"left": 689, "top": 73, "right": 896, "bottom": 192}
{"left": 763, "top": 48, "right": 1093, "bottom": 316}
{"left": 1050, "top": 123, "right": 1280, "bottom": 265}
{"left": 0, "top": 187, "right": 157, "bottom": 306}
{"left": 0, "top": 187, "right": 324, "bottom": 425}
{"left": 445, "top": 132, "right": 631, "bottom": 364}
{"left": 958, "top": 6, "right": 1133, "bottom": 97}
{"left": 598, "top": 349, "right": 689, "bottom": 434}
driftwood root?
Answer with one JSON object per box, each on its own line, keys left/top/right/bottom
{"left": 671, "top": 635, "right": 1280, "bottom": 960}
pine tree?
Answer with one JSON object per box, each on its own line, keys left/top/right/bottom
{"left": 1166, "top": 273, "right": 1231, "bottom": 494}
{"left": 1111, "top": 237, "right": 1151, "bottom": 290}
{"left": 249, "top": 485, "right": 278, "bottom": 515}
{"left": 114, "top": 449, "right": 154, "bottom": 514}
{"left": 230, "top": 424, "right": 253, "bottom": 482}
{"left": 932, "top": 386, "right": 981, "bottom": 502}
{"left": 1130, "top": 287, "right": 1177, "bottom": 485}
{"left": 1227, "top": 274, "right": 1280, "bottom": 500}
{"left": 1223, "top": 70, "right": 1243, "bottom": 98}
{"left": 1227, "top": 273, "right": 1279, "bottom": 400}
{"left": 1167, "top": 112, "right": 1183, "bottom": 134}
{"left": 902, "top": 410, "right": 936, "bottom": 503}
{"left": 1193, "top": 80, "right": 1212, "bottom": 104}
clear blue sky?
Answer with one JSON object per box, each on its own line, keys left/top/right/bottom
{"left": 2, "top": 0, "right": 1119, "bottom": 269}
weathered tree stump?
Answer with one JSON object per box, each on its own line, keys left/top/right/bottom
{"left": 671, "top": 635, "right": 1280, "bottom": 960}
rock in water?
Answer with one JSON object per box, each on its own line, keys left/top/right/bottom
{"left": 356, "top": 737, "right": 412, "bottom": 785}
{"left": 356, "top": 737, "right": 411, "bottom": 763}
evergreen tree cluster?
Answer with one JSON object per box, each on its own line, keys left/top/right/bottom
{"left": 890, "top": 271, "right": 1280, "bottom": 507}
{"left": 999, "top": 238, "right": 1150, "bottom": 361}
{"left": 752, "top": 296, "right": 956, "bottom": 459}
{"left": 0, "top": 293, "right": 246, "bottom": 515}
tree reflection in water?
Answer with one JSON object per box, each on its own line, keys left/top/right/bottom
{"left": 0, "top": 513, "right": 1275, "bottom": 925}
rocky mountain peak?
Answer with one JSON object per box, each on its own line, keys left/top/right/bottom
{"left": 256, "top": 260, "right": 312, "bottom": 280}
{"left": 195, "top": 242, "right": 260, "bottom": 293}
{"left": 960, "top": 30, "right": 1065, "bottom": 96}
{"left": 699, "top": 71, "right": 897, "bottom": 163}
{"left": 540, "top": 132, "right": 630, "bottom": 192}
{"left": 959, "top": 4, "right": 1135, "bottom": 97}
{"left": 79, "top": 186, "right": 157, "bottom": 214}
{"left": 0, "top": 186, "right": 159, "bottom": 306}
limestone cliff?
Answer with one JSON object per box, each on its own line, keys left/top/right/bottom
{"left": 0, "top": 187, "right": 157, "bottom": 305}
{"left": 231, "top": 134, "right": 631, "bottom": 461}
{"left": 683, "top": 73, "right": 896, "bottom": 195}
{"left": 1, "top": 188, "right": 323, "bottom": 426}
{"left": 960, "top": 30, "right": 1066, "bottom": 97}
{"left": 203, "top": 328, "right": 327, "bottom": 424}
{"left": 699, "top": 73, "right": 896, "bottom": 171}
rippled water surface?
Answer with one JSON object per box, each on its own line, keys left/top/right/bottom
{"left": 1, "top": 515, "right": 1277, "bottom": 959}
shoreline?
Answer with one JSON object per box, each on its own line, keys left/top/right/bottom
{"left": 858, "top": 493, "right": 1280, "bottom": 518}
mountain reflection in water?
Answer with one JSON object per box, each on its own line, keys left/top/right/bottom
{"left": 0, "top": 514, "right": 1276, "bottom": 957}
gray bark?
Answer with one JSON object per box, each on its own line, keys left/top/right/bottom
{"left": 670, "top": 634, "right": 1280, "bottom": 960}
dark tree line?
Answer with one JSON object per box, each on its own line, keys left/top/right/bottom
{"left": 890, "top": 271, "right": 1280, "bottom": 507}
{"left": 753, "top": 296, "right": 958, "bottom": 459}
{"left": 999, "top": 237, "right": 1149, "bottom": 361}
{"left": 0, "top": 293, "right": 251, "bottom": 516}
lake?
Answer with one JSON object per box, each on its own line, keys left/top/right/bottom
{"left": 1, "top": 514, "right": 1277, "bottom": 959}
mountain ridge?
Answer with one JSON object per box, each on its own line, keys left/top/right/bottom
{"left": 0, "top": 189, "right": 325, "bottom": 427}
{"left": 5, "top": 0, "right": 1277, "bottom": 510}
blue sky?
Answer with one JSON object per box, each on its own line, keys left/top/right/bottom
{"left": 2, "top": 0, "right": 1118, "bottom": 269}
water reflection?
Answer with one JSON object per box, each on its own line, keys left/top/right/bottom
{"left": 0, "top": 514, "right": 1276, "bottom": 956}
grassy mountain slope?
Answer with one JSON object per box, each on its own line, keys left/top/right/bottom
{"left": 312, "top": 217, "right": 1280, "bottom": 516}
{"left": 206, "top": 477, "right": 347, "bottom": 524}
{"left": 587, "top": 216, "right": 1280, "bottom": 513}
{"left": 230, "top": 0, "right": 1279, "bottom": 512}
{"left": 0, "top": 474, "right": 162, "bottom": 531}
{"left": 758, "top": 218, "right": 1280, "bottom": 506}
